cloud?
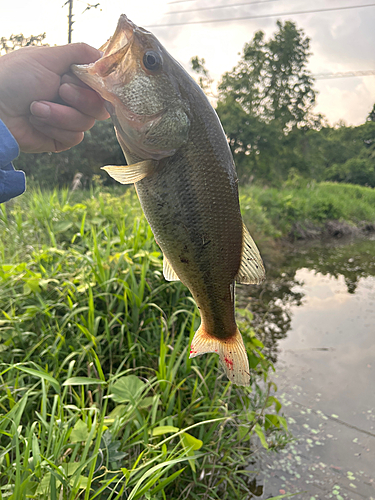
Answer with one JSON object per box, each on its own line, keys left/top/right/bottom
{"left": 315, "top": 77, "right": 375, "bottom": 125}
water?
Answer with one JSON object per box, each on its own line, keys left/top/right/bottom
{"left": 243, "top": 237, "right": 375, "bottom": 499}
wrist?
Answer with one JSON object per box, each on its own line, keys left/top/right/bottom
{"left": 0, "top": 119, "right": 20, "bottom": 158}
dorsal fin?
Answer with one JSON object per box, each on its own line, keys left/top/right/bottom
{"left": 235, "top": 223, "right": 265, "bottom": 284}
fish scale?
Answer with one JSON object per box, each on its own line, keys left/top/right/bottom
{"left": 72, "top": 14, "right": 265, "bottom": 385}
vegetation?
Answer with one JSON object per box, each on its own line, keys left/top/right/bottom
{"left": 2, "top": 21, "right": 373, "bottom": 189}
{"left": 0, "top": 188, "right": 291, "bottom": 499}
{"left": 211, "top": 21, "right": 374, "bottom": 186}
{"left": 240, "top": 181, "right": 375, "bottom": 239}
{"left": 1, "top": 20, "right": 374, "bottom": 499}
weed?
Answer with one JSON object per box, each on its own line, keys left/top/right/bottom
{"left": 0, "top": 188, "right": 289, "bottom": 499}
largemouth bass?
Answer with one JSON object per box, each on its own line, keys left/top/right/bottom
{"left": 72, "top": 15, "right": 265, "bottom": 386}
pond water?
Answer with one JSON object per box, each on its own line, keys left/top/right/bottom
{"left": 243, "top": 237, "right": 375, "bottom": 499}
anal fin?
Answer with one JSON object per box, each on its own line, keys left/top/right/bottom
{"left": 163, "top": 255, "right": 180, "bottom": 281}
{"left": 235, "top": 222, "right": 265, "bottom": 284}
{"left": 101, "top": 160, "right": 156, "bottom": 184}
{"left": 189, "top": 326, "right": 250, "bottom": 386}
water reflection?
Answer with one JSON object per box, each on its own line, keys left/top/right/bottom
{"left": 238, "top": 237, "right": 375, "bottom": 363}
{"left": 242, "top": 237, "right": 375, "bottom": 498}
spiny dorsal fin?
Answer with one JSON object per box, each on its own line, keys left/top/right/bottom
{"left": 235, "top": 222, "right": 265, "bottom": 284}
{"left": 189, "top": 325, "right": 250, "bottom": 386}
{"left": 101, "top": 160, "right": 156, "bottom": 184}
{"left": 163, "top": 255, "right": 180, "bottom": 281}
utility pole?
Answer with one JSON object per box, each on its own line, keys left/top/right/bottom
{"left": 64, "top": 0, "right": 100, "bottom": 44}
{"left": 65, "top": 0, "right": 74, "bottom": 43}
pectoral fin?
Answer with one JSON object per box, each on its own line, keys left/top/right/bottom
{"left": 235, "top": 222, "right": 265, "bottom": 284}
{"left": 163, "top": 255, "right": 180, "bottom": 281}
{"left": 101, "top": 160, "right": 156, "bottom": 184}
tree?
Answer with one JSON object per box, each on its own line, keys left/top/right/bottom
{"left": 0, "top": 33, "right": 47, "bottom": 55}
{"left": 190, "top": 56, "right": 214, "bottom": 95}
{"left": 215, "top": 21, "right": 318, "bottom": 182}
{"left": 367, "top": 104, "right": 375, "bottom": 122}
{"left": 218, "top": 21, "right": 316, "bottom": 129}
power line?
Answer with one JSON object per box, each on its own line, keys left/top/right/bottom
{"left": 146, "top": 2, "right": 375, "bottom": 28}
{"left": 314, "top": 69, "right": 375, "bottom": 79}
{"left": 168, "top": 0, "right": 194, "bottom": 4}
{"left": 167, "top": 0, "right": 280, "bottom": 15}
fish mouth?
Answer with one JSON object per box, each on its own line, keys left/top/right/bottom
{"left": 71, "top": 14, "right": 137, "bottom": 90}
{"left": 99, "top": 14, "right": 136, "bottom": 60}
{"left": 71, "top": 14, "right": 173, "bottom": 160}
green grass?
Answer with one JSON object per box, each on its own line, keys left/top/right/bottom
{"left": 0, "top": 187, "right": 290, "bottom": 499}
{"left": 240, "top": 181, "right": 375, "bottom": 239}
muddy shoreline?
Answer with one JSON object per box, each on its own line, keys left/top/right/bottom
{"left": 288, "top": 219, "right": 375, "bottom": 241}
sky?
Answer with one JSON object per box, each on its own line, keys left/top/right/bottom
{"left": 1, "top": 0, "right": 374, "bottom": 126}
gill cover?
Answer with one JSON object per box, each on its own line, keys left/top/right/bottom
{"left": 72, "top": 14, "right": 190, "bottom": 160}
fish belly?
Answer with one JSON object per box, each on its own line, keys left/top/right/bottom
{"left": 135, "top": 143, "right": 243, "bottom": 338}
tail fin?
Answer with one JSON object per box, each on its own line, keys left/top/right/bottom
{"left": 189, "top": 326, "right": 250, "bottom": 386}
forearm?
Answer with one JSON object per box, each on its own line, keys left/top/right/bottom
{"left": 0, "top": 120, "right": 25, "bottom": 203}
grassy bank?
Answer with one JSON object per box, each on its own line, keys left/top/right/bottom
{"left": 0, "top": 188, "right": 289, "bottom": 500}
{"left": 240, "top": 182, "right": 375, "bottom": 240}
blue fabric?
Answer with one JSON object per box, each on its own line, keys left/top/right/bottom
{"left": 0, "top": 120, "right": 25, "bottom": 203}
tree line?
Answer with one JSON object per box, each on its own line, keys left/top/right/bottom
{"left": 4, "top": 23, "right": 375, "bottom": 188}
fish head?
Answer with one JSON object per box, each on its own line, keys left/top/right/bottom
{"left": 72, "top": 15, "right": 191, "bottom": 160}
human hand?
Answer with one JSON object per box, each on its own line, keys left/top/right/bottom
{"left": 0, "top": 43, "right": 110, "bottom": 153}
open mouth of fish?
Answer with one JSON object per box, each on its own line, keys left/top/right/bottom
{"left": 72, "top": 15, "right": 140, "bottom": 83}
{"left": 72, "top": 15, "right": 172, "bottom": 158}
{"left": 72, "top": 15, "right": 163, "bottom": 122}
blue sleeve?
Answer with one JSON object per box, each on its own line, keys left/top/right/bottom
{"left": 0, "top": 120, "right": 26, "bottom": 203}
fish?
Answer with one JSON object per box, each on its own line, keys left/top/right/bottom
{"left": 72, "top": 14, "right": 265, "bottom": 386}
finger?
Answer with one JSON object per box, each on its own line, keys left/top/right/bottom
{"left": 61, "top": 72, "right": 93, "bottom": 90}
{"left": 39, "top": 43, "right": 102, "bottom": 76}
{"left": 59, "top": 83, "right": 110, "bottom": 121}
{"left": 28, "top": 119, "right": 85, "bottom": 152}
{"left": 30, "top": 101, "right": 96, "bottom": 132}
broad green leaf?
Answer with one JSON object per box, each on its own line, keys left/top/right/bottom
{"left": 111, "top": 375, "right": 146, "bottom": 403}
{"left": 104, "top": 404, "right": 127, "bottom": 425}
{"left": 23, "top": 277, "right": 41, "bottom": 294}
{"left": 61, "top": 463, "right": 81, "bottom": 476}
{"left": 265, "top": 414, "right": 280, "bottom": 431}
{"left": 266, "top": 396, "right": 282, "bottom": 413}
{"left": 152, "top": 426, "right": 179, "bottom": 436}
{"left": 138, "top": 396, "right": 155, "bottom": 409}
{"left": 250, "top": 337, "right": 264, "bottom": 348}
{"left": 70, "top": 420, "right": 89, "bottom": 443}
{"left": 72, "top": 475, "right": 90, "bottom": 490}
{"left": 181, "top": 432, "right": 202, "bottom": 451}
{"left": 248, "top": 353, "right": 260, "bottom": 369}
{"left": 238, "top": 425, "right": 250, "bottom": 441}
{"left": 180, "top": 433, "right": 203, "bottom": 473}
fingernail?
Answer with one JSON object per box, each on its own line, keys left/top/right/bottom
{"left": 31, "top": 101, "right": 51, "bottom": 119}
{"left": 59, "top": 83, "right": 80, "bottom": 105}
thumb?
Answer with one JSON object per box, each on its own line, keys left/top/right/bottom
{"left": 39, "top": 43, "right": 102, "bottom": 75}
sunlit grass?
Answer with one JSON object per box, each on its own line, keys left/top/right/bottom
{"left": 0, "top": 186, "right": 290, "bottom": 499}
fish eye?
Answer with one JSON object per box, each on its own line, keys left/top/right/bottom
{"left": 143, "top": 51, "right": 162, "bottom": 71}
